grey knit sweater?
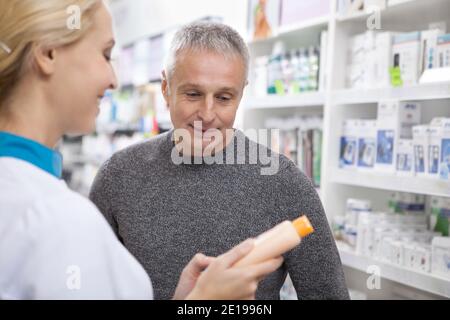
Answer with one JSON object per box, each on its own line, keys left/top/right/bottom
{"left": 89, "top": 130, "right": 349, "bottom": 300}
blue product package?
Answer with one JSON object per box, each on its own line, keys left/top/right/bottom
{"left": 358, "top": 138, "right": 376, "bottom": 167}
{"left": 440, "top": 139, "right": 450, "bottom": 180}
{"left": 429, "top": 145, "right": 440, "bottom": 174}
{"left": 376, "top": 130, "right": 394, "bottom": 165}
{"left": 414, "top": 145, "right": 425, "bottom": 173}
{"left": 340, "top": 137, "right": 357, "bottom": 167}
{"left": 397, "top": 153, "right": 412, "bottom": 172}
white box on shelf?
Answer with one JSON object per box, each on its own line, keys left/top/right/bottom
{"left": 319, "top": 30, "right": 328, "bottom": 92}
{"left": 420, "top": 29, "right": 445, "bottom": 73}
{"left": 392, "top": 32, "right": 421, "bottom": 86}
{"left": 403, "top": 242, "right": 416, "bottom": 269}
{"left": 412, "top": 125, "right": 430, "bottom": 176}
{"left": 347, "top": 31, "right": 376, "bottom": 89}
{"left": 253, "top": 56, "right": 269, "bottom": 97}
{"left": 357, "top": 120, "right": 377, "bottom": 169}
{"left": 375, "top": 32, "right": 397, "bottom": 88}
{"left": 396, "top": 139, "right": 414, "bottom": 175}
{"left": 431, "top": 237, "right": 450, "bottom": 278}
{"left": 339, "top": 119, "right": 359, "bottom": 168}
{"left": 376, "top": 101, "right": 421, "bottom": 172}
{"left": 391, "top": 240, "right": 404, "bottom": 266}
{"left": 428, "top": 119, "right": 447, "bottom": 178}
{"left": 437, "top": 34, "right": 450, "bottom": 68}
{"left": 413, "top": 244, "right": 432, "bottom": 273}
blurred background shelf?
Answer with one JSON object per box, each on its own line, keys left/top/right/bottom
{"left": 331, "top": 82, "right": 450, "bottom": 105}
{"left": 245, "top": 92, "right": 325, "bottom": 109}
{"left": 337, "top": 242, "right": 450, "bottom": 299}
{"left": 331, "top": 169, "right": 450, "bottom": 198}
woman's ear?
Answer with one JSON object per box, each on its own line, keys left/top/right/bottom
{"left": 33, "top": 45, "right": 57, "bottom": 76}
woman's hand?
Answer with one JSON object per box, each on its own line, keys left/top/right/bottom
{"left": 173, "top": 253, "right": 215, "bottom": 300}
{"left": 183, "top": 239, "right": 284, "bottom": 300}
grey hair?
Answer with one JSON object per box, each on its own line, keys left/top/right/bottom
{"left": 164, "top": 21, "right": 249, "bottom": 82}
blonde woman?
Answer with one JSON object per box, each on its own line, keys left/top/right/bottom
{"left": 0, "top": 0, "right": 282, "bottom": 299}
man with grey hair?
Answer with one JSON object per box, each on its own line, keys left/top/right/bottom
{"left": 90, "top": 21, "right": 349, "bottom": 300}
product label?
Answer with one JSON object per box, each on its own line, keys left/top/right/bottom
{"left": 376, "top": 130, "right": 394, "bottom": 165}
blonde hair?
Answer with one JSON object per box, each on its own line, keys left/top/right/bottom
{"left": 0, "top": 0, "right": 101, "bottom": 104}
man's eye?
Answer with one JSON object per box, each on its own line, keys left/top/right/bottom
{"left": 217, "top": 95, "right": 231, "bottom": 102}
{"left": 186, "top": 92, "right": 201, "bottom": 97}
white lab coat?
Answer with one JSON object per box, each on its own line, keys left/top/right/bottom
{"left": 0, "top": 157, "right": 153, "bottom": 299}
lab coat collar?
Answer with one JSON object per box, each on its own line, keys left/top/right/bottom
{"left": 0, "top": 131, "right": 63, "bottom": 179}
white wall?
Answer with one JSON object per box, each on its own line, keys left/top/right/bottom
{"left": 110, "top": 0, "right": 248, "bottom": 46}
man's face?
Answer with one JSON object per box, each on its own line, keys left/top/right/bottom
{"left": 162, "top": 49, "right": 247, "bottom": 155}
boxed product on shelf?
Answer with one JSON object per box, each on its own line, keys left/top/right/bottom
{"left": 412, "top": 243, "right": 432, "bottom": 272}
{"left": 388, "top": 192, "right": 426, "bottom": 215}
{"left": 339, "top": 119, "right": 359, "bottom": 168}
{"left": 261, "top": 44, "right": 322, "bottom": 96}
{"left": 431, "top": 236, "right": 450, "bottom": 278}
{"left": 345, "top": 198, "right": 372, "bottom": 249}
{"left": 253, "top": 56, "right": 269, "bottom": 97}
{"left": 420, "top": 29, "right": 445, "bottom": 72}
{"left": 392, "top": 31, "right": 421, "bottom": 86}
{"left": 396, "top": 139, "right": 414, "bottom": 175}
{"left": 266, "top": 116, "right": 323, "bottom": 186}
{"left": 436, "top": 33, "right": 450, "bottom": 68}
{"left": 437, "top": 118, "right": 450, "bottom": 181}
{"left": 430, "top": 196, "right": 450, "bottom": 237}
{"left": 357, "top": 120, "right": 377, "bottom": 169}
{"left": 375, "top": 32, "right": 397, "bottom": 88}
{"left": 428, "top": 121, "right": 443, "bottom": 177}
{"left": 412, "top": 125, "right": 430, "bottom": 176}
{"left": 346, "top": 31, "right": 376, "bottom": 89}
{"left": 375, "top": 101, "right": 421, "bottom": 172}
{"left": 413, "top": 118, "right": 450, "bottom": 180}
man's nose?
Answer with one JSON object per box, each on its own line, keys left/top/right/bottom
{"left": 198, "top": 96, "right": 216, "bottom": 124}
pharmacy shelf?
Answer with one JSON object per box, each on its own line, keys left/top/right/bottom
{"left": 330, "top": 82, "right": 450, "bottom": 105}
{"left": 245, "top": 92, "right": 325, "bottom": 109}
{"left": 331, "top": 169, "right": 450, "bottom": 198}
{"left": 338, "top": 244, "right": 450, "bottom": 298}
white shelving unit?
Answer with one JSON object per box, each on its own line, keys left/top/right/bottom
{"left": 331, "top": 82, "right": 450, "bottom": 105}
{"left": 338, "top": 244, "right": 450, "bottom": 299}
{"left": 244, "top": 92, "right": 325, "bottom": 109}
{"left": 243, "top": 0, "right": 450, "bottom": 299}
{"left": 332, "top": 169, "right": 450, "bottom": 198}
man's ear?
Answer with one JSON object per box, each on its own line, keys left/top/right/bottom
{"left": 161, "top": 70, "right": 170, "bottom": 108}
{"left": 33, "top": 45, "right": 57, "bottom": 76}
